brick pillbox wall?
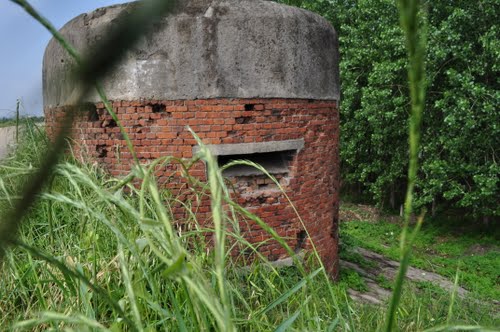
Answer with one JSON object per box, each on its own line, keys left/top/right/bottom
{"left": 45, "top": 98, "right": 340, "bottom": 276}
{"left": 43, "top": 0, "right": 341, "bottom": 277}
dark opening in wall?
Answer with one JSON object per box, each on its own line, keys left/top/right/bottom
{"left": 218, "top": 150, "right": 295, "bottom": 177}
{"left": 244, "top": 104, "right": 255, "bottom": 111}
{"left": 295, "top": 230, "right": 307, "bottom": 252}
{"left": 235, "top": 116, "right": 254, "bottom": 124}
{"left": 96, "top": 144, "right": 108, "bottom": 158}
{"left": 271, "top": 109, "right": 281, "bottom": 116}
{"left": 147, "top": 103, "right": 166, "bottom": 113}
{"left": 85, "top": 103, "right": 98, "bottom": 122}
{"left": 102, "top": 119, "right": 117, "bottom": 128}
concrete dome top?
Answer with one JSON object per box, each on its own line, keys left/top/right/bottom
{"left": 43, "top": 0, "right": 340, "bottom": 108}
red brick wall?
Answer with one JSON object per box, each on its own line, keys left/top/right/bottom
{"left": 45, "top": 98, "right": 340, "bottom": 277}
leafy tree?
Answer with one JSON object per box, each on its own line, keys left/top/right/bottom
{"left": 278, "top": 0, "right": 499, "bottom": 220}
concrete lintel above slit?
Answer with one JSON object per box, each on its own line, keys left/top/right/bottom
{"left": 192, "top": 139, "right": 304, "bottom": 156}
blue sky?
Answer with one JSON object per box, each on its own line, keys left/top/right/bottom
{"left": 0, "top": 0, "right": 134, "bottom": 118}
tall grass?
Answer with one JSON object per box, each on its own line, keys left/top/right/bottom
{"left": 2, "top": 124, "right": 497, "bottom": 331}
{"left": 0, "top": 0, "right": 497, "bottom": 331}
{"left": 0, "top": 124, "right": 337, "bottom": 331}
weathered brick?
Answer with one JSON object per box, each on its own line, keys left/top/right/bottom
{"left": 45, "top": 97, "right": 340, "bottom": 278}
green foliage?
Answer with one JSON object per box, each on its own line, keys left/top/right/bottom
{"left": 339, "top": 268, "right": 368, "bottom": 292}
{"left": 376, "top": 275, "right": 393, "bottom": 290}
{"left": 283, "top": 0, "right": 499, "bottom": 219}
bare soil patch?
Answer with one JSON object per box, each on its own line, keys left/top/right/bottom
{"left": 464, "top": 243, "right": 499, "bottom": 256}
{"left": 339, "top": 203, "right": 383, "bottom": 222}
{"left": 340, "top": 202, "right": 402, "bottom": 223}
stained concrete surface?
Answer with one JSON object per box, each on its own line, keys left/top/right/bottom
{"left": 43, "top": 0, "right": 340, "bottom": 107}
{"left": 193, "top": 139, "right": 304, "bottom": 156}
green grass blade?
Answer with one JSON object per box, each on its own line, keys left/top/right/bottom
{"left": 326, "top": 316, "right": 340, "bottom": 332}
{"left": 423, "top": 326, "right": 500, "bottom": 332}
{"left": 259, "top": 268, "right": 322, "bottom": 316}
{"left": 118, "top": 243, "right": 144, "bottom": 332}
{"left": 1, "top": 0, "right": 180, "bottom": 262}
{"left": 274, "top": 308, "right": 301, "bottom": 332}
{"left": 446, "top": 266, "right": 461, "bottom": 325}
{"left": 14, "top": 240, "right": 137, "bottom": 330}
{"left": 385, "top": 214, "right": 424, "bottom": 331}
{"left": 384, "top": 0, "right": 427, "bottom": 330}
{"left": 14, "top": 311, "right": 111, "bottom": 331}
{"left": 189, "top": 128, "right": 234, "bottom": 331}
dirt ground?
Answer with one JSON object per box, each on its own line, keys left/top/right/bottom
{"left": 341, "top": 247, "right": 469, "bottom": 304}
{"left": 0, "top": 126, "right": 15, "bottom": 159}
{"left": 339, "top": 202, "right": 405, "bottom": 223}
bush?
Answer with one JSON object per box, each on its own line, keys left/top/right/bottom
{"left": 282, "top": 0, "right": 499, "bottom": 219}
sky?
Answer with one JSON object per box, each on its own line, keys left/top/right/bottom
{"left": 0, "top": 0, "right": 135, "bottom": 118}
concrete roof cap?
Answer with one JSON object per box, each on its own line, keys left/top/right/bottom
{"left": 43, "top": 0, "right": 340, "bottom": 107}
